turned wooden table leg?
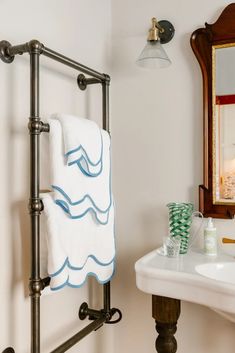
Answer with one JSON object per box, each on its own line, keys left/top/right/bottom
{"left": 152, "top": 295, "right": 181, "bottom": 353}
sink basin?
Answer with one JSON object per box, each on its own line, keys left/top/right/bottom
{"left": 135, "top": 249, "right": 235, "bottom": 319}
{"left": 195, "top": 262, "right": 235, "bottom": 285}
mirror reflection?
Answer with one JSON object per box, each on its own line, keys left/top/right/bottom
{"left": 214, "top": 44, "right": 235, "bottom": 204}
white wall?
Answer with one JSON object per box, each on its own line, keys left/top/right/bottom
{"left": 2, "top": 1, "right": 235, "bottom": 353}
{"left": 110, "top": 1, "right": 235, "bottom": 353}
{"left": 0, "top": 1, "right": 111, "bottom": 352}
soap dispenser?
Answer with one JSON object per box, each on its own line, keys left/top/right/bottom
{"left": 204, "top": 217, "right": 217, "bottom": 256}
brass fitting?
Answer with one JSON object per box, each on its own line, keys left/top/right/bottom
{"left": 147, "top": 18, "right": 164, "bottom": 41}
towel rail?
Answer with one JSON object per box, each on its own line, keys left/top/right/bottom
{"left": 0, "top": 40, "right": 107, "bottom": 81}
{"left": 0, "top": 39, "right": 121, "bottom": 353}
{"left": 50, "top": 316, "right": 106, "bottom": 353}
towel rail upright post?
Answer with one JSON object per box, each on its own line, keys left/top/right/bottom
{"left": 102, "top": 75, "right": 111, "bottom": 313}
{"left": 29, "top": 44, "right": 41, "bottom": 353}
{"left": 0, "top": 39, "right": 121, "bottom": 353}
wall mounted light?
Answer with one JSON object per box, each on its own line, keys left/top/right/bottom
{"left": 136, "top": 17, "right": 175, "bottom": 69}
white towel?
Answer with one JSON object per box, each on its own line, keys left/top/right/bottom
{"left": 49, "top": 117, "right": 111, "bottom": 224}
{"left": 42, "top": 193, "right": 115, "bottom": 290}
{"left": 52, "top": 113, "right": 103, "bottom": 176}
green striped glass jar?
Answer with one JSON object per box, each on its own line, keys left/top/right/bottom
{"left": 167, "top": 202, "right": 194, "bottom": 254}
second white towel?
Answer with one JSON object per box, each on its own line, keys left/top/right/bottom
{"left": 43, "top": 193, "right": 115, "bottom": 290}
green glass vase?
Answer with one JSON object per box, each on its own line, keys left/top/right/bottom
{"left": 167, "top": 202, "right": 194, "bottom": 254}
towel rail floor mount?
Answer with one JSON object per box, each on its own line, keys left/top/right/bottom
{"left": 0, "top": 39, "right": 122, "bottom": 353}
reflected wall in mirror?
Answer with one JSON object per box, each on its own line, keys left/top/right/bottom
{"left": 214, "top": 44, "right": 235, "bottom": 204}
{"left": 191, "top": 3, "right": 235, "bottom": 218}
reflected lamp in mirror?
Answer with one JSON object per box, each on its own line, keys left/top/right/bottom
{"left": 136, "top": 17, "right": 175, "bottom": 69}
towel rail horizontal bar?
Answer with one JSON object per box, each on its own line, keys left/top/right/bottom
{"left": 42, "top": 46, "right": 106, "bottom": 81}
{"left": 50, "top": 316, "right": 106, "bottom": 353}
{"left": 0, "top": 40, "right": 107, "bottom": 82}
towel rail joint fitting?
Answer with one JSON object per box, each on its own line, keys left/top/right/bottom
{"left": 28, "top": 119, "right": 50, "bottom": 134}
{"left": 79, "top": 302, "right": 122, "bottom": 324}
{"left": 28, "top": 198, "right": 44, "bottom": 214}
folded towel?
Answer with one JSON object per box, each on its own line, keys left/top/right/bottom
{"left": 42, "top": 193, "right": 115, "bottom": 290}
{"left": 49, "top": 117, "right": 111, "bottom": 224}
{"left": 52, "top": 113, "right": 103, "bottom": 176}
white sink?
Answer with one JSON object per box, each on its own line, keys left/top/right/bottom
{"left": 195, "top": 262, "right": 235, "bottom": 285}
{"left": 135, "top": 249, "right": 235, "bottom": 319}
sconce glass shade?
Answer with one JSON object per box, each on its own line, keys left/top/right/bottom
{"left": 136, "top": 40, "right": 171, "bottom": 69}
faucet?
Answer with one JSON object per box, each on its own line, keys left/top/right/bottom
{"left": 222, "top": 237, "right": 235, "bottom": 244}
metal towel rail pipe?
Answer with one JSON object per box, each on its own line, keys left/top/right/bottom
{"left": 0, "top": 39, "right": 121, "bottom": 353}
{"left": 0, "top": 39, "right": 107, "bottom": 81}
{"left": 50, "top": 316, "right": 107, "bottom": 353}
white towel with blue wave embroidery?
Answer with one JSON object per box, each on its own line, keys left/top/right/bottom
{"left": 49, "top": 116, "right": 111, "bottom": 225}
{"left": 52, "top": 113, "right": 103, "bottom": 176}
{"left": 42, "top": 193, "right": 115, "bottom": 290}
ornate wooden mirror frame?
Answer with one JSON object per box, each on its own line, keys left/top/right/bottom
{"left": 191, "top": 3, "right": 235, "bottom": 218}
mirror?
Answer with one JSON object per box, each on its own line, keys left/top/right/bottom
{"left": 191, "top": 3, "right": 235, "bottom": 218}
{"left": 214, "top": 44, "right": 235, "bottom": 204}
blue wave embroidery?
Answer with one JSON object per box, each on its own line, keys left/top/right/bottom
{"left": 65, "top": 128, "right": 103, "bottom": 167}
{"left": 55, "top": 199, "right": 110, "bottom": 225}
{"left": 50, "top": 266, "right": 115, "bottom": 291}
{"left": 49, "top": 255, "right": 116, "bottom": 278}
{"left": 52, "top": 184, "right": 112, "bottom": 212}
{"left": 53, "top": 184, "right": 109, "bottom": 209}
{"left": 69, "top": 156, "right": 103, "bottom": 177}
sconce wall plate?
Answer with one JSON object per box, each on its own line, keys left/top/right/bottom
{"left": 158, "top": 20, "right": 175, "bottom": 44}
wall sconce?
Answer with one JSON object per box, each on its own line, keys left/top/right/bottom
{"left": 136, "top": 17, "right": 175, "bottom": 69}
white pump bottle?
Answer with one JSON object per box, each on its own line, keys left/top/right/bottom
{"left": 204, "top": 217, "right": 217, "bottom": 256}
